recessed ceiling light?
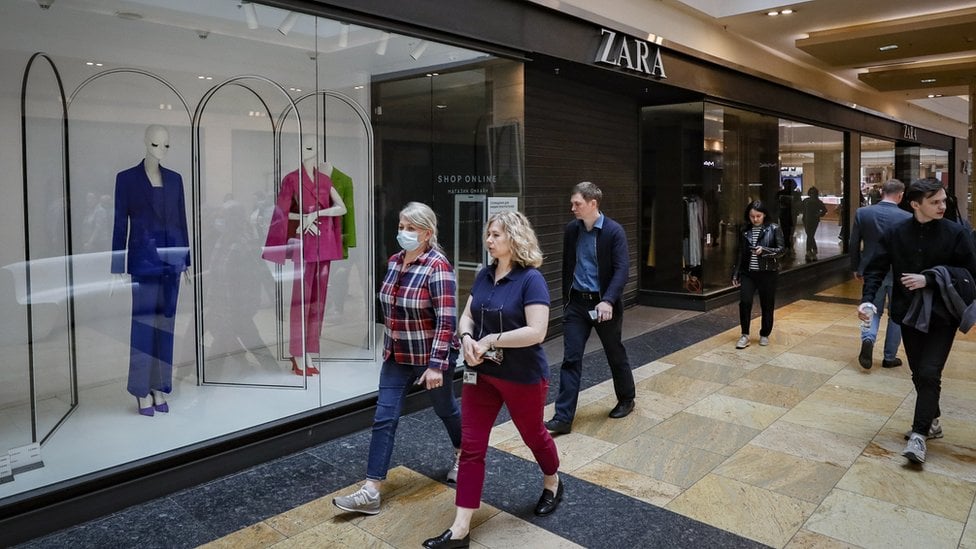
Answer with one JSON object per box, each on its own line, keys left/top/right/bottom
{"left": 767, "top": 10, "right": 779, "bottom": 16}
{"left": 781, "top": 9, "right": 794, "bottom": 15}
{"left": 879, "top": 44, "right": 899, "bottom": 51}
{"left": 354, "top": 85, "right": 364, "bottom": 90}
{"left": 920, "top": 78, "right": 937, "bottom": 83}
{"left": 927, "top": 94, "right": 943, "bottom": 98}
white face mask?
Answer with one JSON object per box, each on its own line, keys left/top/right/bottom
{"left": 396, "top": 230, "right": 421, "bottom": 252}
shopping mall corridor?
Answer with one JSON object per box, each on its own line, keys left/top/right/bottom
{"left": 19, "top": 279, "right": 976, "bottom": 549}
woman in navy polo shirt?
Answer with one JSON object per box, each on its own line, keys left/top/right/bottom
{"left": 424, "top": 210, "right": 561, "bottom": 549}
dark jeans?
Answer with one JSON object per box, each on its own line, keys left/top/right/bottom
{"left": 366, "top": 354, "right": 462, "bottom": 481}
{"left": 553, "top": 293, "right": 634, "bottom": 423}
{"left": 900, "top": 322, "right": 957, "bottom": 435}
{"left": 738, "top": 270, "right": 777, "bottom": 337}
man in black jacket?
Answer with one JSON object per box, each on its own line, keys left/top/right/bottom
{"left": 859, "top": 178, "right": 976, "bottom": 465}
{"left": 546, "top": 182, "right": 634, "bottom": 435}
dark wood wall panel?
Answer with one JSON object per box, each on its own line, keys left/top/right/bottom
{"left": 523, "top": 65, "right": 640, "bottom": 334}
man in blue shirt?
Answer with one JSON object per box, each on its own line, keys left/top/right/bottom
{"left": 546, "top": 182, "right": 635, "bottom": 434}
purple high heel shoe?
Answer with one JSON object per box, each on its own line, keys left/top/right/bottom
{"left": 152, "top": 392, "right": 169, "bottom": 413}
{"left": 136, "top": 397, "right": 154, "bottom": 417}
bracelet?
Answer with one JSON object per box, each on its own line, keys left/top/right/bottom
{"left": 460, "top": 332, "right": 473, "bottom": 341}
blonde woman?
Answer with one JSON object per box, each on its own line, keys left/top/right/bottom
{"left": 423, "top": 211, "right": 561, "bottom": 549}
{"left": 333, "top": 202, "right": 461, "bottom": 515}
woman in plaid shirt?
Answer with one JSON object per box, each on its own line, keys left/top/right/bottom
{"left": 333, "top": 202, "right": 461, "bottom": 515}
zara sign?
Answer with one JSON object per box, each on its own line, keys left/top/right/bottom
{"left": 594, "top": 28, "right": 667, "bottom": 78}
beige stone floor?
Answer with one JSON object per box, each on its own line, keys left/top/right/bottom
{"left": 201, "top": 280, "right": 976, "bottom": 548}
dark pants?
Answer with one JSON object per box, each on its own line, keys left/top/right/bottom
{"left": 128, "top": 273, "right": 180, "bottom": 398}
{"left": 738, "top": 270, "right": 777, "bottom": 337}
{"left": 900, "top": 322, "right": 957, "bottom": 435}
{"left": 553, "top": 292, "right": 635, "bottom": 423}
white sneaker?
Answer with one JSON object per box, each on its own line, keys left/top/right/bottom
{"left": 759, "top": 336, "right": 770, "bottom": 346}
{"left": 903, "top": 433, "right": 927, "bottom": 464}
{"left": 446, "top": 451, "right": 460, "bottom": 483}
{"left": 333, "top": 485, "right": 381, "bottom": 515}
{"left": 904, "top": 417, "right": 943, "bottom": 440}
{"left": 735, "top": 335, "right": 750, "bottom": 349}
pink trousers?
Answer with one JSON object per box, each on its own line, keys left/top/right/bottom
{"left": 290, "top": 260, "right": 330, "bottom": 356}
{"left": 455, "top": 375, "right": 559, "bottom": 509}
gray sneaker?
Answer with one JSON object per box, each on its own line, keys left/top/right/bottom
{"left": 903, "top": 433, "right": 927, "bottom": 464}
{"left": 735, "top": 335, "right": 750, "bottom": 349}
{"left": 333, "top": 485, "right": 381, "bottom": 515}
{"left": 759, "top": 336, "right": 770, "bottom": 346}
{"left": 904, "top": 417, "right": 943, "bottom": 440}
{"left": 446, "top": 451, "right": 460, "bottom": 483}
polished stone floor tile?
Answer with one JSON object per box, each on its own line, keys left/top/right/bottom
{"left": 825, "top": 367, "right": 914, "bottom": 398}
{"left": 199, "top": 523, "right": 285, "bottom": 549}
{"left": 571, "top": 460, "right": 683, "bottom": 507}
{"left": 563, "top": 395, "right": 659, "bottom": 444}
{"left": 648, "top": 411, "right": 759, "bottom": 456}
{"left": 635, "top": 372, "right": 724, "bottom": 406}
{"left": 632, "top": 360, "right": 677, "bottom": 381}
{"left": 683, "top": 393, "right": 787, "bottom": 430}
{"left": 267, "top": 520, "right": 394, "bottom": 549}
{"left": 960, "top": 499, "right": 976, "bottom": 549}
{"left": 602, "top": 435, "right": 727, "bottom": 488}
{"left": 743, "top": 363, "right": 832, "bottom": 393}
{"left": 667, "top": 473, "right": 816, "bottom": 548}
{"left": 715, "top": 444, "right": 846, "bottom": 504}
{"left": 787, "top": 340, "right": 863, "bottom": 364}
{"left": 779, "top": 399, "right": 888, "bottom": 441}
{"left": 803, "top": 384, "right": 904, "bottom": 417}
{"left": 496, "top": 431, "right": 616, "bottom": 473}
{"left": 805, "top": 489, "right": 964, "bottom": 549}
{"left": 721, "top": 376, "right": 810, "bottom": 408}
{"left": 766, "top": 351, "right": 848, "bottom": 376}
{"left": 472, "top": 512, "right": 584, "bottom": 548}
{"left": 835, "top": 458, "right": 976, "bottom": 522}
{"left": 671, "top": 359, "right": 752, "bottom": 385}
{"left": 750, "top": 420, "right": 867, "bottom": 468}
{"left": 784, "top": 528, "right": 858, "bottom": 548}
{"left": 693, "top": 346, "right": 771, "bottom": 370}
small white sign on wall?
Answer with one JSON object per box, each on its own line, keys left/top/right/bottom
{"left": 9, "top": 442, "right": 44, "bottom": 474}
{"left": 487, "top": 197, "right": 518, "bottom": 217}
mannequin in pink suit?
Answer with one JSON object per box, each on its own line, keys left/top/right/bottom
{"left": 262, "top": 138, "right": 346, "bottom": 375}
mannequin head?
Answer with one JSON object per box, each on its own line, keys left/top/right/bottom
{"left": 301, "top": 135, "right": 318, "bottom": 161}
{"left": 144, "top": 125, "right": 170, "bottom": 161}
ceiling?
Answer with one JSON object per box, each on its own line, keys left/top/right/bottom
{"left": 670, "top": 0, "right": 974, "bottom": 128}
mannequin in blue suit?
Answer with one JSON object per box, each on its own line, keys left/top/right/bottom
{"left": 111, "top": 125, "right": 190, "bottom": 417}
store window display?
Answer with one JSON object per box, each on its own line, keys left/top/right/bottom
{"left": 110, "top": 125, "right": 190, "bottom": 416}
{"left": 262, "top": 137, "right": 347, "bottom": 376}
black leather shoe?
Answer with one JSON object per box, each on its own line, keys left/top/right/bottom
{"left": 422, "top": 529, "right": 469, "bottom": 549}
{"left": 858, "top": 340, "right": 873, "bottom": 369}
{"left": 534, "top": 480, "right": 564, "bottom": 516}
{"left": 882, "top": 358, "right": 903, "bottom": 368}
{"left": 544, "top": 418, "right": 572, "bottom": 435}
{"left": 608, "top": 400, "right": 635, "bottom": 419}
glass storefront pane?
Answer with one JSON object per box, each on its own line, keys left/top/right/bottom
{"left": 778, "top": 121, "right": 844, "bottom": 264}
{"left": 1, "top": 0, "right": 508, "bottom": 501}
{"left": 640, "top": 102, "right": 847, "bottom": 296}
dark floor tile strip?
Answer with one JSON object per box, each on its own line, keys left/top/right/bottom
{"left": 806, "top": 294, "right": 861, "bottom": 305}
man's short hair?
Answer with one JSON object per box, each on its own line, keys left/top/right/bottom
{"left": 906, "top": 177, "right": 943, "bottom": 205}
{"left": 881, "top": 179, "right": 905, "bottom": 196}
{"left": 573, "top": 181, "right": 602, "bottom": 205}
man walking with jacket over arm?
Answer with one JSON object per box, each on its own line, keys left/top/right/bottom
{"left": 859, "top": 177, "right": 976, "bottom": 465}
{"left": 546, "top": 181, "right": 635, "bottom": 435}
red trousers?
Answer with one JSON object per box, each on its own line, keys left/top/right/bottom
{"left": 290, "top": 260, "right": 330, "bottom": 356}
{"left": 455, "top": 375, "right": 559, "bottom": 509}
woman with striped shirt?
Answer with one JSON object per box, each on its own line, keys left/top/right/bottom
{"left": 732, "top": 200, "right": 785, "bottom": 349}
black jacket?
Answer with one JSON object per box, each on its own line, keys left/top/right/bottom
{"left": 862, "top": 217, "right": 976, "bottom": 324}
{"left": 732, "top": 223, "right": 786, "bottom": 279}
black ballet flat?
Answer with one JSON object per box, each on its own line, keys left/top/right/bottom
{"left": 422, "top": 529, "right": 469, "bottom": 549}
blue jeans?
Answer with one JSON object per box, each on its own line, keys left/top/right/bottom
{"left": 366, "top": 354, "right": 461, "bottom": 481}
{"left": 861, "top": 282, "right": 901, "bottom": 361}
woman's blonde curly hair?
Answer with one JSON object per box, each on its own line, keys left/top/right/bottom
{"left": 485, "top": 210, "right": 543, "bottom": 268}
